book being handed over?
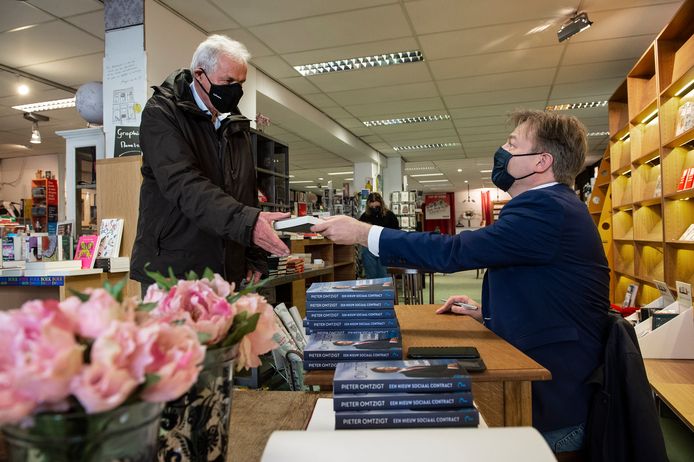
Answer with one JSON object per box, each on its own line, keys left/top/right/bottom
{"left": 273, "top": 216, "right": 325, "bottom": 233}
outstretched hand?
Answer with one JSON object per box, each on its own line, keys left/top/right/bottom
{"left": 436, "top": 295, "right": 483, "bottom": 322}
{"left": 252, "top": 211, "right": 290, "bottom": 256}
{"left": 311, "top": 216, "right": 371, "bottom": 246}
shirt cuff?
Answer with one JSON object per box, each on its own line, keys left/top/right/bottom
{"left": 367, "top": 225, "right": 384, "bottom": 257}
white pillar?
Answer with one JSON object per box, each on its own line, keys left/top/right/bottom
{"left": 383, "top": 157, "right": 404, "bottom": 207}
{"left": 354, "top": 162, "right": 379, "bottom": 193}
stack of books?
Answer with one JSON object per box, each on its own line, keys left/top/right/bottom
{"left": 94, "top": 256, "right": 130, "bottom": 272}
{"left": 303, "top": 278, "right": 401, "bottom": 371}
{"left": 332, "top": 359, "right": 479, "bottom": 429}
{"left": 268, "top": 255, "right": 289, "bottom": 276}
{"left": 286, "top": 257, "right": 304, "bottom": 274}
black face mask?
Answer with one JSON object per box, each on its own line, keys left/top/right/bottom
{"left": 197, "top": 69, "right": 243, "bottom": 114}
{"left": 370, "top": 206, "right": 382, "bottom": 215}
{"left": 491, "top": 147, "right": 544, "bottom": 192}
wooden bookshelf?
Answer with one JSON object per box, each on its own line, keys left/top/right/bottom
{"left": 607, "top": 0, "right": 694, "bottom": 304}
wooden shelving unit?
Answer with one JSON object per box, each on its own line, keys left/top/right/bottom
{"left": 608, "top": 0, "right": 694, "bottom": 302}
{"left": 251, "top": 129, "right": 290, "bottom": 212}
{"left": 30, "top": 178, "right": 58, "bottom": 234}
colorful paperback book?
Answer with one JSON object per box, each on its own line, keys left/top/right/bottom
{"left": 333, "top": 391, "right": 474, "bottom": 411}
{"left": 97, "top": 218, "right": 124, "bottom": 258}
{"left": 306, "top": 300, "right": 395, "bottom": 310}
{"left": 304, "top": 331, "right": 402, "bottom": 361}
{"left": 686, "top": 167, "right": 694, "bottom": 190}
{"left": 677, "top": 168, "right": 690, "bottom": 191}
{"left": 0, "top": 276, "right": 64, "bottom": 286}
{"left": 74, "top": 235, "right": 101, "bottom": 269}
{"left": 306, "top": 277, "right": 395, "bottom": 301}
{"left": 333, "top": 360, "right": 472, "bottom": 394}
{"left": 304, "top": 318, "right": 400, "bottom": 330}
{"left": 334, "top": 407, "right": 479, "bottom": 430}
{"left": 305, "top": 309, "right": 396, "bottom": 320}
{"left": 39, "top": 235, "right": 59, "bottom": 262}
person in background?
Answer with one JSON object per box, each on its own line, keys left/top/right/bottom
{"left": 358, "top": 192, "right": 399, "bottom": 278}
{"left": 312, "top": 109, "right": 611, "bottom": 457}
{"left": 131, "top": 35, "right": 289, "bottom": 297}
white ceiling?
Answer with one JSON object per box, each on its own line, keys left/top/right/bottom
{"left": 0, "top": 0, "right": 685, "bottom": 192}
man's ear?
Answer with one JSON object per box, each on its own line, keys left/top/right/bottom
{"left": 536, "top": 152, "right": 554, "bottom": 173}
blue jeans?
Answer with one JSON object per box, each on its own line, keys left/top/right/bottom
{"left": 542, "top": 423, "right": 585, "bottom": 453}
{"left": 360, "top": 246, "right": 387, "bottom": 279}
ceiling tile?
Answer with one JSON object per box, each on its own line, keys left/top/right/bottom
{"left": 26, "top": 0, "right": 102, "bottom": 18}
{"left": 22, "top": 53, "right": 103, "bottom": 87}
{"left": 0, "top": 2, "right": 54, "bottom": 32}
{"left": 380, "top": 127, "right": 458, "bottom": 143}
{"left": 444, "top": 86, "right": 550, "bottom": 108}
{"left": 334, "top": 118, "right": 365, "bottom": 129}
{"left": 308, "top": 62, "right": 431, "bottom": 92}
{"left": 367, "top": 118, "right": 454, "bottom": 134}
{"left": 328, "top": 81, "right": 438, "bottom": 106}
{"left": 345, "top": 96, "right": 444, "bottom": 118}
{"left": 320, "top": 106, "right": 354, "bottom": 119}
{"left": 302, "top": 93, "right": 338, "bottom": 107}
{"left": 252, "top": 55, "right": 297, "bottom": 79}
{"left": 278, "top": 76, "right": 321, "bottom": 95}
{"left": 211, "top": 0, "right": 396, "bottom": 27}
{"left": 213, "top": 28, "right": 275, "bottom": 57}
{"left": 448, "top": 101, "right": 546, "bottom": 119}
{"left": 554, "top": 59, "right": 634, "bottom": 84}
{"left": 249, "top": 5, "right": 411, "bottom": 53}
{"left": 283, "top": 37, "right": 419, "bottom": 66}
{"left": 429, "top": 46, "right": 563, "bottom": 80}
{"left": 64, "top": 11, "right": 104, "bottom": 39}
{"left": 405, "top": 0, "right": 574, "bottom": 34}
{"left": 437, "top": 68, "right": 554, "bottom": 96}
{"left": 549, "top": 77, "right": 624, "bottom": 100}
{"left": 160, "top": 0, "right": 239, "bottom": 31}
{"left": 562, "top": 35, "right": 655, "bottom": 66}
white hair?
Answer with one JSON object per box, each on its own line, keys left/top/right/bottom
{"left": 190, "top": 34, "right": 251, "bottom": 71}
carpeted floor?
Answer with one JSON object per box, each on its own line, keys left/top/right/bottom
{"left": 432, "top": 269, "right": 484, "bottom": 305}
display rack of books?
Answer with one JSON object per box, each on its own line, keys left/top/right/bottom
{"left": 30, "top": 177, "right": 58, "bottom": 234}
{"left": 390, "top": 191, "right": 416, "bottom": 231}
{"left": 608, "top": 0, "right": 694, "bottom": 304}
{"left": 252, "top": 129, "right": 290, "bottom": 212}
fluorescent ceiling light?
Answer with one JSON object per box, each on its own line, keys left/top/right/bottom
{"left": 479, "top": 169, "right": 492, "bottom": 173}
{"left": 642, "top": 109, "right": 658, "bottom": 124}
{"left": 545, "top": 101, "right": 607, "bottom": 111}
{"left": 12, "top": 97, "right": 76, "bottom": 112}
{"left": 619, "top": 133, "right": 630, "bottom": 142}
{"left": 481, "top": 177, "right": 491, "bottom": 180}
{"left": 294, "top": 50, "right": 423, "bottom": 76}
{"left": 328, "top": 171, "right": 353, "bottom": 175}
{"left": 675, "top": 79, "right": 694, "bottom": 97}
{"left": 363, "top": 114, "right": 450, "bottom": 127}
{"left": 304, "top": 185, "right": 318, "bottom": 189}
{"left": 289, "top": 180, "right": 313, "bottom": 184}
{"left": 418, "top": 179, "right": 450, "bottom": 183}
{"left": 587, "top": 131, "right": 610, "bottom": 137}
{"left": 289, "top": 174, "right": 295, "bottom": 178}
{"left": 344, "top": 178, "right": 353, "bottom": 181}
{"left": 410, "top": 173, "right": 444, "bottom": 177}
{"left": 405, "top": 166, "right": 435, "bottom": 171}
{"left": 457, "top": 168, "right": 462, "bottom": 172}
{"left": 393, "top": 142, "right": 460, "bottom": 152}
{"left": 7, "top": 24, "right": 38, "bottom": 33}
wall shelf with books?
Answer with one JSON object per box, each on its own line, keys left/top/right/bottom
{"left": 607, "top": 0, "right": 694, "bottom": 301}
{"left": 252, "top": 129, "right": 290, "bottom": 212}
{"left": 610, "top": 136, "right": 632, "bottom": 173}
{"left": 614, "top": 274, "right": 638, "bottom": 305}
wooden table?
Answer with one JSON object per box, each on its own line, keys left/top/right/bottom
{"left": 304, "top": 304, "right": 551, "bottom": 427}
{"left": 228, "top": 389, "right": 321, "bottom": 462}
{"left": 644, "top": 359, "right": 694, "bottom": 432}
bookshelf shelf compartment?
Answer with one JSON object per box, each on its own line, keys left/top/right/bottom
{"left": 630, "top": 122, "right": 660, "bottom": 161}
{"left": 614, "top": 242, "right": 635, "bottom": 276}
{"left": 636, "top": 244, "right": 665, "bottom": 282}
{"left": 612, "top": 210, "right": 634, "bottom": 240}
{"left": 664, "top": 198, "right": 694, "bottom": 241}
{"left": 632, "top": 162, "right": 662, "bottom": 203}
{"left": 666, "top": 247, "right": 694, "bottom": 287}
{"left": 662, "top": 145, "right": 694, "bottom": 195}
{"left": 611, "top": 174, "right": 633, "bottom": 208}
{"left": 614, "top": 274, "right": 638, "bottom": 306}
{"left": 610, "top": 138, "right": 632, "bottom": 173}
{"left": 634, "top": 204, "right": 663, "bottom": 242}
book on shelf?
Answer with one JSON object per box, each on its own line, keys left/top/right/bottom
{"left": 303, "top": 331, "right": 402, "bottom": 361}
{"left": 0, "top": 275, "right": 64, "bottom": 286}
{"left": 93, "top": 256, "right": 130, "bottom": 272}
{"left": 305, "top": 309, "right": 396, "bottom": 320}
{"left": 686, "top": 167, "right": 694, "bottom": 190}
{"left": 39, "top": 235, "right": 59, "bottom": 262}
{"left": 654, "top": 174, "right": 662, "bottom": 197}
{"left": 334, "top": 407, "right": 479, "bottom": 429}
{"left": 622, "top": 283, "right": 639, "bottom": 308}
{"left": 304, "top": 318, "right": 400, "bottom": 331}
{"left": 56, "top": 220, "right": 74, "bottom": 236}
{"left": 677, "top": 168, "right": 689, "bottom": 191}
{"left": 333, "top": 359, "right": 472, "bottom": 394}
{"left": 74, "top": 235, "right": 101, "bottom": 269}
{"left": 333, "top": 391, "right": 474, "bottom": 411}
{"left": 679, "top": 224, "right": 694, "bottom": 241}
{"left": 97, "top": 218, "right": 124, "bottom": 258}
{"left": 306, "top": 277, "right": 395, "bottom": 301}
{"left": 675, "top": 101, "right": 694, "bottom": 136}
{"left": 25, "top": 260, "right": 82, "bottom": 271}
{"left": 306, "top": 299, "right": 395, "bottom": 310}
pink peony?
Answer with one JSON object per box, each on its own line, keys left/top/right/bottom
{"left": 150, "top": 280, "right": 235, "bottom": 345}
{"left": 89, "top": 321, "right": 144, "bottom": 380}
{"left": 70, "top": 363, "right": 139, "bottom": 413}
{"left": 59, "top": 288, "right": 134, "bottom": 339}
{"left": 0, "top": 309, "right": 84, "bottom": 406}
{"left": 136, "top": 322, "right": 205, "bottom": 403}
{"left": 20, "top": 299, "right": 75, "bottom": 332}
{"left": 231, "top": 294, "right": 278, "bottom": 370}
{"left": 0, "top": 376, "right": 36, "bottom": 424}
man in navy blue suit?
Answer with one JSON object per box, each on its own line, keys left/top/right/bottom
{"left": 313, "top": 110, "right": 610, "bottom": 455}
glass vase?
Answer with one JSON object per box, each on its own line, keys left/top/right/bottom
{"left": 2, "top": 400, "right": 164, "bottom": 462}
{"left": 158, "top": 345, "right": 235, "bottom": 462}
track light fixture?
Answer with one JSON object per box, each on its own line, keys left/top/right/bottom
{"left": 557, "top": 12, "right": 593, "bottom": 42}
{"left": 23, "top": 112, "right": 49, "bottom": 145}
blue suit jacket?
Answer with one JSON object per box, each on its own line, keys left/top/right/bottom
{"left": 379, "top": 184, "right": 610, "bottom": 432}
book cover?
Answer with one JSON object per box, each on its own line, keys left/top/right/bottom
{"left": 305, "top": 309, "right": 396, "bottom": 320}
{"left": 304, "top": 318, "right": 400, "bottom": 330}
{"left": 333, "top": 391, "right": 474, "bottom": 411}
{"left": 621, "top": 283, "right": 639, "bottom": 308}
{"left": 334, "top": 407, "right": 479, "bottom": 429}
{"left": 39, "top": 235, "right": 59, "bottom": 262}
{"left": 304, "top": 331, "right": 402, "bottom": 361}
{"left": 333, "top": 359, "right": 472, "bottom": 394}
{"left": 685, "top": 167, "right": 694, "bottom": 190}
{"left": 677, "top": 168, "right": 689, "bottom": 191}
{"left": 59, "top": 235, "right": 73, "bottom": 260}
{"left": 56, "top": 221, "right": 74, "bottom": 236}
{"left": 305, "top": 300, "right": 395, "bottom": 310}
{"left": 97, "top": 218, "right": 124, "bottom": 258}
{"left": 23, "top": 236, "right": 40, "bottom": 262}
{"left": 74, "top": 235, "right": 101, "bottom": 269}
{"left": 274, "top": 216, "right": 323, "bottom": 233}
{"left": 306, "top": 278, "right": 395, "bottom": 301}
{"left": 303, "top": 360, "right": 340, "bottom": 370}
{"left": 680, "top": 224, "right": 694, "bottom": 241}
{"left": 0, "top": 276, "right": 64, "bottom": 287}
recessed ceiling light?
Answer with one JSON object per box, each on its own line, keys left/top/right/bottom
{"left": 17, "top": 84, "right": 29, "bottom": 95}
{"left": 418, "top": 179, "right": 450, "bottom": 183}
{"left": 545, "top": 101, "right": 607, "bottom": 111}
{"left": 289, "top": 174, "right": 295, "bottom": 178}
{"left": 410, "top": 173, "right": 444, "bottom": 177}
{"left": 480, "top": 169, "right": 492, "bottom": 173}
{"left": 294, "top": 50, "right": 424, "bottom": 76}
{"left": 317, "top": 177, "right": 324, "bottom": 181}
{"left": 393, "top": 142, "right": 460, "bottom": 152}
{"left": 464, "top": 180, "right": 468, "bottom": 183}
{"left": 12, "top": 97, "right": 76, "bottom": 112}
{"left": 328, "top": 171, "right": 353, "bottom": 175}
{"left": 457, "top": 168, "right": 462, "bottom": 172}
{"left": 363, "top": 114, "right": 450, "bottom": 127}
{"left": 289, "top": 180, "right": 313, "bottom": 184}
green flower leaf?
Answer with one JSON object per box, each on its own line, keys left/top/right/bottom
{"left": 227, "top": 278, "right": 269, "bottom": 304}
{"left": 197, "top": 332, "right": 212, "bottom": 344}
{"left": 202, "top": 267, "right": 216, "bottom": 281}
{"left": 137, "top": 302, "right": 157, "bottom": 312}
{"left": 69, "top": 288, "right": 90, "bottom": 302}
{"left": 144, "top": 263, "right": 177, "bottom": 291}
{"left": 222, "top": 311, "right": 260, "bottom": 347}
{"left": 143, "top": 373, "right": 161, "bottom": 388}
{"left": 105, "top": 277, "right": 127, "bottom": 303}
{"left": 185, "top": 270, "right": 199, "bottom": 281}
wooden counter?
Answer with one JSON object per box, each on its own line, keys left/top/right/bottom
{"left": 644, "top": 359, "right": 694, "bottom": 432}
{"left": 304, "top": 304, "right": 551, "bottom": 427}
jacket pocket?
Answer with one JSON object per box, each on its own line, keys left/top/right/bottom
{"left": 515, "top": 326, "right": 579, "bottom": 351}
{"left": 155, "top": 205, "right": 178, "bottom": 252}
